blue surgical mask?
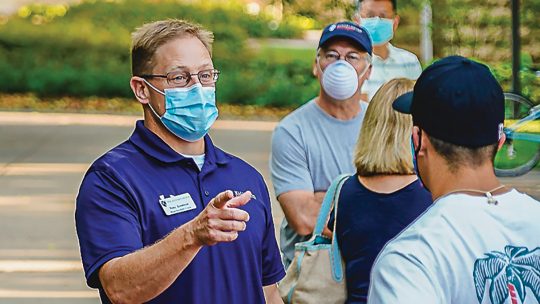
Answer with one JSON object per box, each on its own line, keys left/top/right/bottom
{"left": 144, "top": 81, "right": 218, "bottom": 142}
{"left": 410, "top": 137, "right": 419, "bottom": 175}
{"left": 360, "top": 17, "right": 394, "bottom": 45}
{"left": 411, "top": 134, "right": 429, "bottom": 192}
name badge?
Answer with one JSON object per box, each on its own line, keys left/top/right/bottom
{"left": 158, "top": 193, "right": 196, "bottom": 216}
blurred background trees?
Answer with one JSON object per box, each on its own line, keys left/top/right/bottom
{"left": 0, "top": 0, "right": 538, "bottom": 108}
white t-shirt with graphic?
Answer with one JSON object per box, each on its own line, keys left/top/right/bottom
{"left": 368, "top": 189, "right": 540, "bottom": 304}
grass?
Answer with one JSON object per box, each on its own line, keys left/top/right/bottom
{"left": 0, "top": 93, "right": 294, "bottom": 121}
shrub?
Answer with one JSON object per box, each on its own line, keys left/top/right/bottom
{"left": 0, "top": 0, "right": 318, "bottom": 108}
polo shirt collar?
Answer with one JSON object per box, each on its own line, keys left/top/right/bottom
{"left": 129, "top": 120, "right": 231, "bottom": 165}
{"left": 205, "top": 132, "right": 231, "bottom": 166}
{"left": 374, "top": 43, "right": 396, "bottom": 63}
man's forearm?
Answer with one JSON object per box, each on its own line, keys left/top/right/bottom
{"left": 263, "top": 284, "right": 284, "bottom": 304}
{"left": 279, "top": 191, "right": 326, "bottom": 236}
{"left": 100, "top": 223, "right": 202, "bottom": 304}
{"left": 98, "top": 190, "right": 252, "bottom": 304}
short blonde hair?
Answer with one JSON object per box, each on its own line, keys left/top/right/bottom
{"left": 131, "top": 19, "right": 214, "bottom": 76}
{"left": 354, "top": 78, "right": 415, "bottom": 176}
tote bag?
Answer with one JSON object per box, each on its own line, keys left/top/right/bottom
{"left": 279, "top": 174, "right": 350, "bottom": 304}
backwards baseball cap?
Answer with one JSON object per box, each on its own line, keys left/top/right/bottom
{"left": 319, "top": 21, "right": 373, "bottom": 56}
{"left": 393, "top": 55, "right": 504, "bottom": 148}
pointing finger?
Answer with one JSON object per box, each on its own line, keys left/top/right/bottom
{"left": 225, "top": 191, "right": 252, "bottom": 208}
{"left": 210, "top": 190, "right": 234, "bottom": 209}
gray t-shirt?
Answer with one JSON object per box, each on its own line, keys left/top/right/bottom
{"left": 270, "top": 99, "right": 368, "bottom": 267}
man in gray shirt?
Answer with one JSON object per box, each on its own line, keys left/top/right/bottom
{"left": 270, "top": 21, "right": 373, "bottom": 268}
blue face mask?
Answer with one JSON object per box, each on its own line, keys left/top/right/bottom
{"left": 410, "top": 137, "right": 419, "bottom": 175}
{"left": 360, "top": 17, "right": 394, "bottom": 45}
{"left": 144, "top": 81, "right": 218, "bottom": 142}
{"left": 411, "top": 134, "right": 429, "bottom": 192}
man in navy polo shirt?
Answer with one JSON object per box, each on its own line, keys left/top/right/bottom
{"left": 75, "top": 19, "right": 285, "bottom": 304}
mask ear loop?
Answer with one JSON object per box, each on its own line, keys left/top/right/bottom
{"left": 415, "top": 128, "right": 422, "bottom": 159}
{"left": 410, "top": 137, "right": 417, "bottom": 170}
{"left": 358, "top": 54, "right": 372, "bottom": 79}
{"left": 142, "top": 79, "right": 165, "bottom": 119}
{"left": 143, "top": 79, "right": 165, "bottom": 96}
{"left": 413, "top": 128, "right": 429, "bottom": 191}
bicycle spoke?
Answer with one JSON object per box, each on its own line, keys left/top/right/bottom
{"left": 494, "top": 93, "right": 540, "bottom": 177}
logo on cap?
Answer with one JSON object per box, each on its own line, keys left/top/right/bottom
{"left": 329, "top": 24, "right": 336, "bottom": 32}
{"left": 334, "top": 23, "right": 363, "bottom": 34}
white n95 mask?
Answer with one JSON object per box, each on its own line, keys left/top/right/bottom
{"left": 321, "top": 60, "right": 363, "bottom": 101}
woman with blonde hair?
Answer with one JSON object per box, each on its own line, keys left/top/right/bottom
{"left": 328, "top": 78, "right": 432, "bottom": 303}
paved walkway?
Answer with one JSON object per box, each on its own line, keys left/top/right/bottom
{"left": 0, "top": 113, "right": 281, "bottom": 302}
{"left": 0, "top": 111, "right": 277, "bottom": 130}
{"left": 0, "top": 111, "right": 538, "bottom": 303}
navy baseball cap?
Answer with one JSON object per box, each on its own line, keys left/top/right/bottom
{"left": 319, "top": 21, "right": 372, "bottom": 56}
{"left": 393, "top": 55, "right": 504, "bottom": 148}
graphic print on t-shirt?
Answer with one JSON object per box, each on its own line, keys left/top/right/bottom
{"left": 473, "top": 245, "right": 540, "bottom": 304}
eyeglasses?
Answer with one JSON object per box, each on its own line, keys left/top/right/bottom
{"left": 318, "top": 50, "right": 371, "bottom": 70}
{"left": 140, "top": 69, "right": 220, "bottom": 87}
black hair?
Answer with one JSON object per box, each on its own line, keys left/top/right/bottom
{"left": 427, "top": 134, "right": 499, "bottom": 173}
{"left": 357, "top": 0, "right": 397, "bottom": 12}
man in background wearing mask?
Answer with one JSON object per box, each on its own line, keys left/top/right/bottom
{"left": 270, "top": 21, "right": 372, "bottom": 268}
{"left": 355, "top": 0, "right": 422, "bottom": 101}
{"left": 75, "top": 19, "right": 284, "bottom": 304}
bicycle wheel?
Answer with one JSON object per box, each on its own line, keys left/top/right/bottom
{"left": 494, "top": 93, "right": 540, "bottom": 177}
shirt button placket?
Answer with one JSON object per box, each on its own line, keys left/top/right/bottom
{"left": 198, "top": 175, "right": 209, "bottom": 206}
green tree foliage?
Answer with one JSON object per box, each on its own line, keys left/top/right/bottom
{"left": 0, "top": 0, "right": 538, "bottom": 107}
{"left": 280, "top": 0, "right": 356, "bottom": 25}
{"left": 431, "top": 0, "right": 540, "bottom": 101}
{"left": 0, "top": 0, "right": 317, "bottom": 107}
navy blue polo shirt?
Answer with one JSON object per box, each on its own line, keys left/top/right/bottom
{"left": 75, "top": 121, "right": 285, "bottom": 303}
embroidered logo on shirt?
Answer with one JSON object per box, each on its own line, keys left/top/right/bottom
{"left": 233, "top": 190, "right": 257, "bottom": 200}
{"left": 473, "top": 245, "right": 540, "bottom": 304}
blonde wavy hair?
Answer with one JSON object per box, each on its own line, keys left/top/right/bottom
{"left": 354, "top": 78, "right": 415, "bottom": 176}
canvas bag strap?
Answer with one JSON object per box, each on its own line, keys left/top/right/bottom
{"left": 330, "top": 175, "right": 349, "bottom": 282}
{"left": 313, "top": 174, "right": 350, "bottom": 236}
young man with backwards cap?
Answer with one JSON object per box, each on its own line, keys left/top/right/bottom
{"left": 367, "top": 56, "right": 540, "bottom": 303}
{"left": 270, "top": 21, "right": 373, "bottom": 268}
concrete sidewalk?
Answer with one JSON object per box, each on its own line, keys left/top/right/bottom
{"left": 0, "top": 111, "right": 278, "bottom": 131}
